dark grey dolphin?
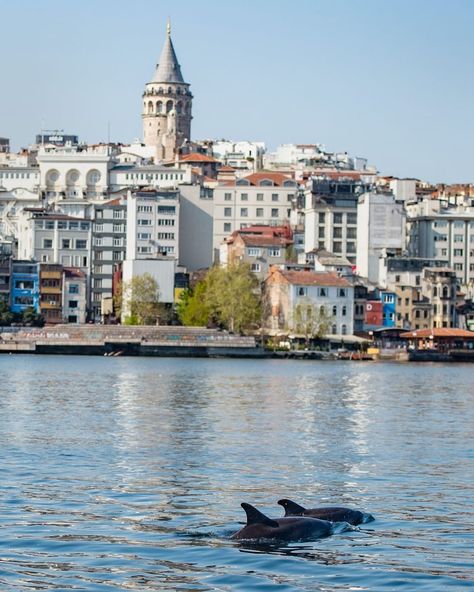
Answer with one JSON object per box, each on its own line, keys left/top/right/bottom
{"left": 278, "top": 498, "right": 374, "bottom": 525}
{"left": 231, "top": 502, "right": 334, "bottom": 541}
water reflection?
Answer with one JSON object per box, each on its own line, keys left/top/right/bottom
{"left": 0, "top": 356, "right": 473, "bottom": 590}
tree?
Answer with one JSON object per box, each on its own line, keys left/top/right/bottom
{"left": 22, "top": 306, "right": 44, "bottom": 327}
{"left": 121, "top": 273, "right": 163, "bottom": 325}
{"left": 177, "top": 263, "right": 262, "bottom": 333}
{"left": 0, "top": 300, "right": 14, "bottom": 326}
{"left": 292, "top": 300, "right": 332, "bottom": 346}
{"left": 204, "top": 262, "right": 262, "bottom": 333}
{"left": 176, "top": 283, "right": 210, "bottom": 326}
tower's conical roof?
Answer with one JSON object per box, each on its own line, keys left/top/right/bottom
{"left": 152, "top": 21, "right": 185, "bottom": 84}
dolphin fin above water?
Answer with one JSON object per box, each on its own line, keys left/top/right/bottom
{"left": 277, "top": 498, "right": 373, "bottom": 525}
{"left": 278, "top": 499, "right": 307, "bottom": 516}
{"left": 241, "top": 502, "right": 279, "bottom": 528}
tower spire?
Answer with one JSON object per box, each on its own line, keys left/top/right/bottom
{"left": 167, "top": 17, "right": 171, "bottom": 37}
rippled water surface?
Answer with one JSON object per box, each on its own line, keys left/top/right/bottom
{"left": 0, "top": 355, "right": 473, "bottom": 590}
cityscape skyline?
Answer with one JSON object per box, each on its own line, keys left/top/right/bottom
{"left": 1, "top": 0, "right": 473, "bottom": 183}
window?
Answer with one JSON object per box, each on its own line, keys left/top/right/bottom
{"left": 157, "top": 232, "right": 175, "bottom": 240}
{"left": 341, "top": 324, "right": 347, "bottom": 335}
{"left": 347, "top": 242, "right": 356, "bottom": 253}
{"left": 256, "top": 208, "right": 264, "bottom": 217}
{"left": 95, "top": 223, "right": 103, "bottom": 232}
{"left": 454, "top": 263, "right": 463, "bottom": 270}
{"left": 68, "top": 300, "right": 78, "bottom": 309}
{"left": 157, "top": 206, "right": 176, "bottom": 215}
{"left": 271, "top": 193, "right": 279, "bottom": 202}
{"left": 395, "top": 275, "right": 401, "bottom": 283}
{"left": 331, "top": 323, "right": 337, "bottom": 335}
{"left": 256, "top": 193, "right": 264, "bottom": 201}
{"left": 113, "top": 210, "right": 123, "bottom": 219}
{"left": 318, "top": 227, "right": 325, "bottom": 238}
{"left": 69, "top": 221, "right": 79, "bottom": 230}
{"left": 138, "top": 233, "right": 151, "bottom": 239}
{"left": 347, "top": 227, "right": 357, "bottom": 239}
{"left": 271, "top": 208, "right": 279, "bottom": 218}
{"left": 251, "top": 263, "right": 261, "bottom": 272}
{"left": 333, "top": 213, "right": 343, "bottom": 224}
{"left": 62, "top": 239, "right": 71, "bottom": 249}
{"left": 224, "top": 192, "right": 232, "bottom": 201}
{"left": 319, "top": 213, "right": 325, "bottom": 223}
{"left": 268, "top": 248, "right": 281, "bottom": 257}
{"left": 76, "top": 239, "right": 87, "bottom": 249}
{"left": 319, "top": 287, "right": 327, "bottom": 297}
{"left": 347, "top": 213, "right": 357, "bottom": 225}
{"left": 333, "top": 227, "right": 342, "bottom": 238}
{"left": 138, "top": 205, "right": 153, "bottom": 213}
{"left": 224, "top": 207, "right": 232, "bottom": 217}
{"left": 138, "top": 219, "right": 151, "bottom": 226}
{"left": 338, "top": 288, "right": 347, "bottom": 297}
{"left": 247, "top": 248, "right": 261, "bottom": 256}
{"left": 454, "top": 234, "right": 463, "bottom": 242}
{"left": 45, "top": 221, "right": 55, "bottom": 229}
{"left": 113, "top": 251, "right": 122, "bottom": 261}
{"left": 240, "top": 208, "right": 248, "bottom": 217}
{"left": 332, "top": 305, "right": 337, "bottom": 316}
{"left": 240, "top": 193, "right": 248, "bottom": 201}
{"left": 297, "top": 287, "right": 307, "bottom": 296}
{"left": 454, "top": 249, "right": 463, "bottom": 256}
{"left": 43, "top": 239, "right": 53, "bottom": 249}
{"left": 158, "top": 219, "right": 175, "bottom": 226}
{"left": 224, "top": 223, "right": 231, "bottom": 232}
{"left": 113, "top": 237, "right": 123, "bottom": 246}
{"left": 342, "top": 305, "right": 347, "bottom": 316}
{"left": 333, "top": 242, "right": 342, "bottom": 253}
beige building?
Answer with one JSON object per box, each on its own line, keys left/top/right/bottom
{"left": 142, "top": 22, "right": 193, "bottom": 162}
{"left": 213, "top": 172, "right": 299, "bottom": 259}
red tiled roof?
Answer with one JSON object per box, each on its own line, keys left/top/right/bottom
{"left": 243, "top": 172, "right": 295, "bottom": 186}
{"left": 239, "top": 235, "right": 292, "bottom": 248}
{"left": 400, "top": 328, "right": 474, "bottom": 339}
{"left": 63, "top": 267, "right": 86, "bottom": 278}
{"left": 219, "top": 165, "right": 236, "bottom": 171}
{"left": 276, "top": 269, "right": 351, "bottom": 287}
{"left": 179, "top": 152, "right": 219, "bottom": 163}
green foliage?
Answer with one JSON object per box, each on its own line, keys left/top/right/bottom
{"left": 293, "top": 300, "right": 332, "bottom": 344}
{"left": 0, "top": 300, "right": 14, "bottom": 326}
{"left": 176, "top": 284, "right": 210, "bottom": 326}
{"left": 177, "top": 263, "right": 262, "bottom": 333}
{"left": 121, "top": 273, "right": 164, "bottom": 325}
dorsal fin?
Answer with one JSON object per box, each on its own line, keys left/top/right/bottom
{"left": 278, "top": 498, "right": 307, "bottom": 516}
{"left": 241, "top": 503, "right": 278, "bottom": 527}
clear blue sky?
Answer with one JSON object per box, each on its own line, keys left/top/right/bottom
{"left": 1, "top": 0, "right": 473, "bottom": 183}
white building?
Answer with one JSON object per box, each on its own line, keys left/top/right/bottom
{"left": 17, "top": 210, "right": 92, "bottom": 271}
{"left": 126, "top": 189, "right": 180, "bottom": 260}
{"left": 265, "top": 266, "right": 354, "bottom": 336}
{"left": 109, "top": 164, "right": 191, "bottom": 192}
{"left": 356, "top": 191, "right": 406, "bottom": 283}
{"left": 304, "top": 176, "right": 373, "bottom": 266}
{"left": 213, "top": 172, "right": 299, "bottom": 260}
{"left": 389, "top": 178, "right": 417, "bottom": 202}
{"left": 37, "top": 143, "right": 113, "bottom": 201}
{"left": 121, "top": 257, "right": 176, "bottom": 322}
{"left": 212, "top": 140, "right": 265, "bottom": 171}
{"left": 406, "top": 198, "right": 474, "bottom": 286}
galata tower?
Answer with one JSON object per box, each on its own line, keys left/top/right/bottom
{"left": 142, "top": 21, "right": 193, "bottom": 161}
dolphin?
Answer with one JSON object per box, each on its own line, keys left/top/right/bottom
{"left": 231, "top": 502, "right": 334, "bottom": 541}
{"left": 278, "top": 498, "right": 374, "bottom": 525}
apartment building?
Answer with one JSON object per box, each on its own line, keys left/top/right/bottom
{"left": 406, "top": 199, "right": 474, "bottom": 286}
{"left": 304, "top": 176, "right": 373, "bottom": 266}
{"left": 90, "top": 198, "right": 127, "bottom": 320}
{"left": 213, "top": 172, "right": 299, "bottom": 258}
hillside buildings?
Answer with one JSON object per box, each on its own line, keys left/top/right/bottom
{"left": 0, "top": 19, "right": 472, "bottom": 338}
